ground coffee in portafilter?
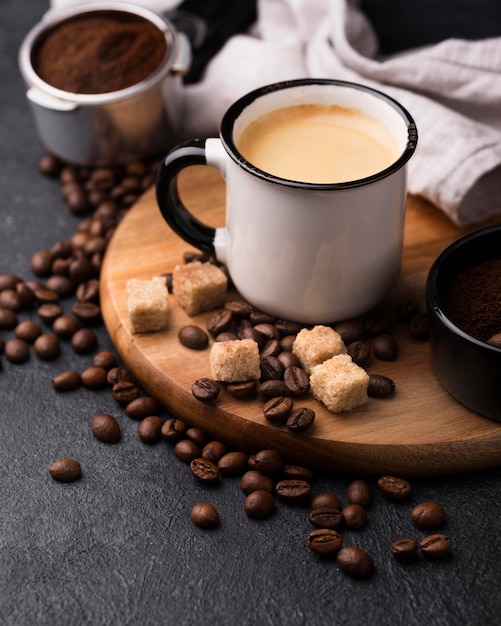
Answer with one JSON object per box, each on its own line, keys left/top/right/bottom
{"left": 33, "top": 11, "right": 168, "bottom": 94}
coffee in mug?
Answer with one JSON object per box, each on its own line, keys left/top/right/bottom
{"left": 237, "top": 103, "right": 400, "bottom": 184}
{"left": 156, "top": 79, "right": 417, "bottom": 324}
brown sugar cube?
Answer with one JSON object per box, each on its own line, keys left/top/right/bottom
{"left": 292, "top": 325, "right": 347, "bottom": 374}
{"left": 126, "top": 276, "right": 169, "bottom": 334}
{"left": 210, "top": 339, "right": 261, "bottom": 382}
{"left": 172, "top": 261, "right": 227, "bottom": 316}
{"left": 310, "top": 353, "right": 369, "bottom": 413}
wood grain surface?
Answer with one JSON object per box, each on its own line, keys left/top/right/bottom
{"left": 100, "top": 166, "right": 501, "bottom": 477}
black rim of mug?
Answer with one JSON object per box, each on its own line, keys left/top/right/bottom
{"left": 220, "top": 78, "right": 418, "bottom": 190}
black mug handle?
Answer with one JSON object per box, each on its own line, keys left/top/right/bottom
{"left": 155, "top": 138, "right": 216, "bottom": 256}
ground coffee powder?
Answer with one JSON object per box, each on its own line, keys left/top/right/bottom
{"left": 442, "top": 255, "right": 501, "bottom": 342}
{"left": 33, "top": 10, "right": 167, "bottom": 94}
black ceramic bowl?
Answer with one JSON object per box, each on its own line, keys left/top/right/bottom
{"left": 426, "top": 224, "right": 501, "bottom": 422}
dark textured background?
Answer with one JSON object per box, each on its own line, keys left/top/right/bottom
{"left": 2, "top": 2, "right": 501, "bottom": 625}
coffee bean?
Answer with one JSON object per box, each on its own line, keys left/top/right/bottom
{"left": 0, "top": 273, "right": 22, "bottom": 290}
{"left": 240, "top": 470, "right": 275, "bottom": 494}
{"left": 37, "top": 302, "right": 63, "bottom": 324}
{"left": 311, "top": 493, "right": 342, "bottom": 510}
{"left": 15, "top": 320, "right": 42, "bottom": 343}
{"left": 71, "top": 328, "right": 98, "bottom": 354}
{"left": 178, "top": 325, "right": 209, "bottom": 349}
{"left": 275, "top": 479, "right": 312, "bottom": 504}
{"left": 218, "top": 451, "right": 249, "bottom": 477}
{"left": 372, "top": 334, "right": 398, "bottom": 361}
{"left": 207, "top": 309, "right": 234, "bottom": 336}
{"left": 309, "top": 507, "right": 343, "bottom": 529}
{"left": 279, "top": 335, "right": 296, "bottom": 352}
{"left": 16, "top": 282, "right": 36, "bottom": 309}
{"left": 347, "top": 340, "right": 372, "bottom": 368}
{"left": 239, "top": 325, "right": 266, "bottom": 349}
{"left": 390, "top": 537, "right": 419, "bottom": 561}
{"left": 260, "top": 356, "right": 284, "bottom": 381}
{"left": 274, "top": 319, "right": 303, "bottom": 336}
{"left": 192, "top": 378, "right": 220, "bottom": 402}
{"left": 161, "top": 418, "right": 187, "bottom": 442}
{"left": 0, "top": 308, "right": 18, "bottom": 329}
{"left": 364, "top": 309, "right": 391, "bottom": 336}
{"left": 420, "top": 533, "right": 451, "bottom": 558}
{"left": 81, "top": 366, "right": 108, "bottom": 389}
{"left": 410, "top": 501, "right": 446, "bottom": 529}
{"left": 34, "top": 333, "right": 60, "bottom": 361}
{"left": 174, "top": 439, "right": 202, "bottom": 463}
{"left": 190, "top": 457, "right": 220, "bottom": 484}
{"left": 283, "top": 366, "right": 310, "bottom": 396}
{"left": 106, "top": 366, "right": 132, "bottom": 386}
{"left": 276, "top": 351, "right": 301, "bottom": 369}
{"left": 252, "top": 449, "right": 284, "bottom": 477}
{"left": 46, "top": 275, "right": 75, "bottom": 298}
{"left": 138, "top": 416, "right": 164, "bottom": 444}
{"left": 5, "top": 338, "right": 29, "bottom": 363}
{"left": 224, "top": 300, "right": 253, "bottom": 319}
{"left": 261, "top": 339, "right": 281, "bottom": 359}
{"left": 72, "top": 301, "right": 101, "bottom": 325}
{"left": 226, "top": 380, "right": 258, "bottom": 398}
{"left": 282, "top": 465, "right": 314, "bottom": 482}
{"left": 30, "top": 249, "right": 53, "bottom": 277}
{"left": 347, "top": 480, "right": 372, "bottom": 507}
{"left": 52, "top": 315, "right": 80, "bottom": 339}
{"left": 286, "top": 407, "right": 315, "bottom": 433}
{"left": 408, "top": 312, "right": 429, "bottom": 340}
{"left": 91, "top": 413, "right": 121, "bottom": 443}
{"left": 378, "top": 475, "right": 412, "bottom": 500}
{"left": 215, "top": 332, "right": 238, "bottom": 342}
{"left": 52, "top": 369, "right": 81, "bottom": 391}
{"left": 342, "top": 504, "right": 367, "bottom": 530}
{"left": 92, "top": 351, "right": 117, "bottom": 370}
{"left": 191, "top": 503, "right": 220, "bottom": 529}
{"left": 0, "top": 289, "right": 22, "bottom": 312}
{"left": 258, "top": 379, "right": 289, "bottom": 399}
{"left": 125, "top": 396, "right": 159, "bottom": 420}
{"left": 112, "top": 380, "right": 139, "bottom": 405}
{"left": 49, "top": 458, "right": 82, "bottom": 482}
{"left": 76, "top": 279, "right": 100, "bottom": 303}
{"left": 334, "top": 319, "right": 366, "bottom": 345}
{"left": 244, "top": 490, "right": 276, "bottom": 519}
{"left": 202, "top": 440, "right": 227, "bottom": 464}
{"left": 306, "top": 529, "right": 343, "bottom": 556}
{"left": 368, "top": 374, "right": 396, "bottom": 398}
{"left": 69, "top": 255, "right": 94, "bottom": 284}
{"left": 186, "top": 427, "right": 207, "bottom": 447}
{"left": 263, "top": 396, "right": 293, "bottom": 424}
{"left": 336, "top": 547, "right": 374, "bottom": 578}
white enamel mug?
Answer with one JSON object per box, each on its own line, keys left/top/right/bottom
{"left": 156, "top": 79, "right": 418, "bottom": 324}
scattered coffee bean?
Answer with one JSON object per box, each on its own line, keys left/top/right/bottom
{"left": 260, "top": 355, "right": 284, "bottom": 381}
{"left": 306, "top": 529, "right": 343, "bottom": 556}
{"left": 174, "top": 439, "right": 202, "bottom": 463}
{"left": 244, "top": 490, "right": 276, "bottom": 519}
{"left": 52, "top": 315, "right": 80, "bottom": 339}
{"left": 106, "top": 366, "right": 132, "bottom": 386}
{"left": 202, "top": 440, "right": 227, "bottom": 464}
{"left": 286, "top": 407, "right": 315, "bottom": 433}
{"left": 178, "top": 325, "right": 209, "bottom": 349}
{"left": 334, "top": 319, "right": 365, "bottom": 345}
{"left": 368, "top": 374, "right": 396, "bottom": 398}
{"left": 226, "top": 380, "right": 257, "bottom": 397}
{"left": 0, "top": 289, "right": 22, "bottom": 311}
{"left": 275, "top": 479, "right": 312, "bottom": 504}
{"left": 71, "top": 328, "right": 98, "bottom": 354}
{"left": 37, "top": 302, "right": 63, "bottom": 324}
{"left": 207, "top": 309, "right": 234, "bottom": 336}
{"left": 378, "top": 475, "right": 412, "bottom": 500}
{"left": 72, "top": 301, "right": 101, "bottom": 324}
{"left": 91, "top": 413, "right": 121, "bottom": 443}
{"left": 218, "top": 451, "right": 249, "bottom": 477}
{"left": 49, "top": 458, "right": 82, "bottom": 482}
{"left": 46, "top": 275, "right": 74, "bottom": 298}
{"left": 347, "top": 480, "right": 372, "bottom": 507}
{"left": 252, "top": 449, "right": 284, "bottom": 477}
{"left": 33, "top": 333, "right": 60, "bottom": 361}
{"left": 309, "top": 506, "right": 343, "bottom": 529}
{"left": 336, "top": 546, "right": 374, "bottom": 578}
{"left": 138, "top": 416, "right": 164, "bottom": 444}
{"left": 342, "top": 504, "right": 368, "bottom": 530}
{"left": 125, "top": 396, "right": 159, "bottom": 420}
{"left": 112, "top": 380, "right": 139, "bottom": 405}
{"left": 52, "top": 369, "right": 81, "bottom": 392}
{"left": 372, "top": 334, "right": 398, "bottom": 361}
{"left": 311, "top": 493, "right": 343, "bottom": 510}
{"left": 5, "top": 338, "right": 29, "bottom": 363}
{"left": 283, "top": 366, "right": 310, "bottom": 396}
{"left": 191, "top": 503, "right": 220, "bottom": 529}
{"left": 0, "top": 308, "right": 18, "bottom": 329}
{"left": 192, "top": 378, "right": 220, "bottom": 402}
{"left": 92, "top": 350, "right": 117, "bottom": 370}
{"left": 347, "top": 340, "right": 372, "bottom": 368}
{"left": 190, "top": 457, "right": 220, "bottom": 484}
{"left": 240, "top": 470, "right": 275, "bottom": 495}
{"left": 81, "top": 366, "right": 108, "bottom": 389}
{"left": 15, "top": 320, "right": 42, "bottom": 343}
{"left": 282, "top": 465, "right": 314, "bottom": 482}
{"left": 30, "top": 249, "right": 53, "bottom": 277}
{"left": 263, "top": 396, "right": 293, "bottom": 424}
{"left": 0, "top": 273, "right": 21, "bottom": 290}
{"left": 390, "top": 537, "right": 419, "bottom": 561}
{"left": 420, "top": 533, "right": 451, "bottom": 558}
{"left": 258, "top": 379, "right": 289, "bottom": 399}
{"left": 410, "top": 501, "right": 446, "bottom": 529}
{"left": 186, "top": 427, "right": 207, "bottom": 447}
{"left": 161, "top": 418, "right": 186, "bottom": 442}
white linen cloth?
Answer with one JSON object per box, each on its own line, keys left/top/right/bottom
{"left": 50, "top": 0, "right": 501, "bottom": 225}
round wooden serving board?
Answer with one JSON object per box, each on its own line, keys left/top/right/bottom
{"left": 100, "top": 166, "right": 501, "bottom": 477}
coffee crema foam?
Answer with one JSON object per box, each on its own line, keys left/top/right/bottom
{"left": 237, "top": 104, "right": 400, "bottom": 184}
